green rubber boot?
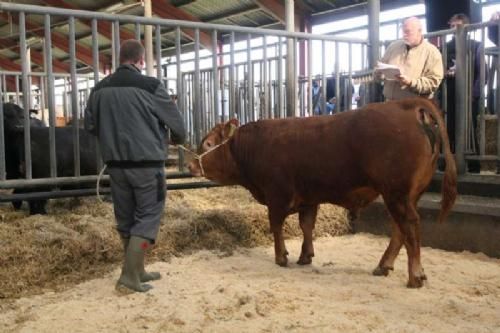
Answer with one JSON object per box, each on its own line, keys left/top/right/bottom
{"left": 120, "top": 236, "right": 161, "bottom": 282}
{"left": 116, "top": 236, "right": 154, "bottom": 292}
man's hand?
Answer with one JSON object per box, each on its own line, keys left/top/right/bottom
{"left": 396, "top": 74, "right": 412, "bottom": 87}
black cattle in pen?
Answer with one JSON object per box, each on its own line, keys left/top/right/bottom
{"left": 2, "top": 103, "right": 47, "bottom": 210}
{"left": 2, "top": 103, "right": 100, "bottom": 214}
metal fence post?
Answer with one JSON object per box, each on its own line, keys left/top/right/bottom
{"left": 455, "top": 24, "right": 467, "bottom": 174}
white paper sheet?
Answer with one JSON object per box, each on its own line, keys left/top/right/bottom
{"left": 375, "top": 61, "right": 402, "bottom": 80}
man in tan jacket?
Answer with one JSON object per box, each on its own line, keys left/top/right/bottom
{"left": 380, "top": 17, "right": 443, "bottom": 100}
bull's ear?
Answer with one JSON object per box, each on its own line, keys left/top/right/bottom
{"left": 223, "top": 118, "right": 239, "bottom": 138}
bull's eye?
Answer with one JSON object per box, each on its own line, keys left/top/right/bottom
{"left": 203, "top": 140, "right": 213, "bottom": 151}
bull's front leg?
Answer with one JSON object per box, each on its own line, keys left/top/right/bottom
{"left": 268, "top": 207, "right": 288, "bottom": 267}
{"left": 297, "top": 205, "right": 318, "bottom": 265}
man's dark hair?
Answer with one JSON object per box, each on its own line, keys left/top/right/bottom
{"left": 119, "top": 39, "right": 145, "bottom": 64}
{"left": 448, "top": 13, "right": 470, "bottom": 25}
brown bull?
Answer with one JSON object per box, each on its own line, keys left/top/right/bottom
{"left": 188, "top": 98, "right": 457, "bottom": 288}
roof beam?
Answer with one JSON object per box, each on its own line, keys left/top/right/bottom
{"left": 153, "top": 1, "right": 214, "bottom": 51}
{"left": 311, "top": 0, "right": 420, "bottom": 25}
{"left": 254, "top": 0, "right": 304, "bottom": 31}
{"left": 0, "top": 54, "right": 20, "bottom": 71}
{"left": 0, "top": 12, "right": 110, "bottom": 70}
{"left": 0, "top": 38, "right": 69, "bottom": 73}
{"left": 30, "top": 49, "right": 70, "bottom": 73}
{"left": 41, "top": 0, "right": 137, "bottom": 42}
{"left": 206, "top": 6, "right": 262, "bottom": 23}
{"left": 0, "top": 55, "right": 33, "bottom": 91}
{"left": 29, "top": 22, "right": 109, "bottom": 70}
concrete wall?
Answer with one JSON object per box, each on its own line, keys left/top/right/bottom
{"left": 352, "top": 196, "right": 500, "bottom": 258}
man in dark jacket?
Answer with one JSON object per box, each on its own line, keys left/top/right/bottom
{"left": 85, "top": 39, "right": 186, "bottom": 293}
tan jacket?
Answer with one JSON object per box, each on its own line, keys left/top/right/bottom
{"left": 381, "top": 39, "right": 443, "bottom": 100}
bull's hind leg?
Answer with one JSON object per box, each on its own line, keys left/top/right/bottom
{"left": 373, "top": 219, "right": 403, "bottom": 277}
{"left": 400, "top": 204, "right": 426, "bottom": 288}
{"left": 268, "top": 207, "right": 289, "bottom": 267}
{"left": 297, "top": 205, "right": 319, "bottom": 265}
{"left": 383, "top": 197, "right": 426, "bottom": 288}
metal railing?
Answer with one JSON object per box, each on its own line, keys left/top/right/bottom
{"left": 0, "top": 2, "right": 369, "bottom": 202}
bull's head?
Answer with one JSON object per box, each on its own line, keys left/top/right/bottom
{"left": 187, "top": 118, "right": 239, "bottom": 178}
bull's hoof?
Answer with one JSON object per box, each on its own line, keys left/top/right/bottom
{"left": 407, "top": 276, "right": 425, "bottom": 288}
{"left": 372, "top": 266, "right": 393, "bottom": 276}
{"left": 297, "top": 254, "right": 313, "bottom": 265}
{"left": 348, "top": 210, "right": 359, "bottom": 221}
{"left": 28, "top": 200, "right": 48, "bottom": 215}
{"left": 275, "top": 256, "right": 288, "bottom": 267}
{"left": 12, "top": 200, "right": 22, "bottom": 210}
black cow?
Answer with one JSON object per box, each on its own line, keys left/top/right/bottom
{"left": 2, "top": 103, "right": 99, "bottom": 214}
{"left": 3, "top": 103, "right": 46, "bottom": 210}
{"left": 16, "top": 127, "right": 98, "bottom": 178}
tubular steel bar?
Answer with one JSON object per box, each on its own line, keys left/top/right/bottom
{"left": 176, "top": 27, "right": 185, "bottom": 172}
{"left": 113, "top": 20, "right": 121, "bottom": 72}
{"left": 441, "top": 39, "right": 448, "bottom": 120}
{"left": 263, "top": 35, "right": 269, "bottom": 119}
{"left": 0, "top": 93, "right": 4, "bottom": 181}
{"left": 194, "top": 28, "right": 201, "bottom": 145}
{"left": 1, "top": 75, "right": 5, "bottom": 102}
{"left": 91, "top": 18, "right": 103, "bottom": 172}
{"left": 0, "top": 3, "right": 366, "bottom": 43}
{"left": 286, "top": 38, "right": 295, "bottom": 117}
{"left": 321, "top": 40, "right": 326, "bottom": 113}
{"left": 229, "top": 32, "right": 236, "bottom": 119}
{"left": 0, "top": 171, "right": 196, "bottom": 190}
{"left": 455, "top": 24, "right": 467, "bottom": 174}
{"left": 479, "top": 28, "right": 486, "bottom": 157}
{"left": 278, "top": 36, "right": 283, "bottom": 119}
{"left": 0, "top": 70, "right": 95, "bottom": 78}
{"left": 19, "top": 11, "right": 32, "bottom": 180}
{"left": 135, "top": 22, "right": 141, "bottom": 40}
{"left": 367, "top": 0, "right": 380, "bottom": 68}
{"left": 335, "top": 42, "right": 340, "bottom": 111}
{"left": 175, "top": 27, "right": 183, "bottom": 116}
{"left": 307, "top": 38, "right": 312, "bottom": 116}
{"left": 212, "top": 30, "right": 219, "bottom": 124}
{"left": 156, "top": 24, "right": 162, "bottom": 81}
{"left": 69, "top": 16, "right": 81, "bottom": 177}
{"left": 497, "top": 21, "right": 500, "bottom": 171}
{"left": 44, "top": 14, "right": 57, "bottom": 178}
{"left": 39, "top": 78, "right": 45, "bottom": 124}
{"left": 347, "top": 42, "right": 353, "bottom": 110}
{"left": 0, "top": 181, "right": 219, "bottom": 202}
{"left": 246, "top": 33, "right": 252, "bottom": 123}
{"left": 15, "top": 74, "right": 20, "bottom": 105}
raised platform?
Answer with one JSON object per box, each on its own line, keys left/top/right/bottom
{"left": 352, "top": 193, "right": 500, "bottom": 258}
{"left": 429, "top": 172, "right": 500, "bottom": 198}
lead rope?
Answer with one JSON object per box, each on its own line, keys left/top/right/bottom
{"left": 96, "top": 163, "right": 107, "bottom": 203}
{"left": 177, "top": 139, "right": 230, "bottom": 177}
{"left": 94, "top": 140, "right": 228, "bottom": 201}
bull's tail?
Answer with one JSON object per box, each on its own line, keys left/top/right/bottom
{"left": 426, "top": 102, "right": 458, "bottom": 223}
